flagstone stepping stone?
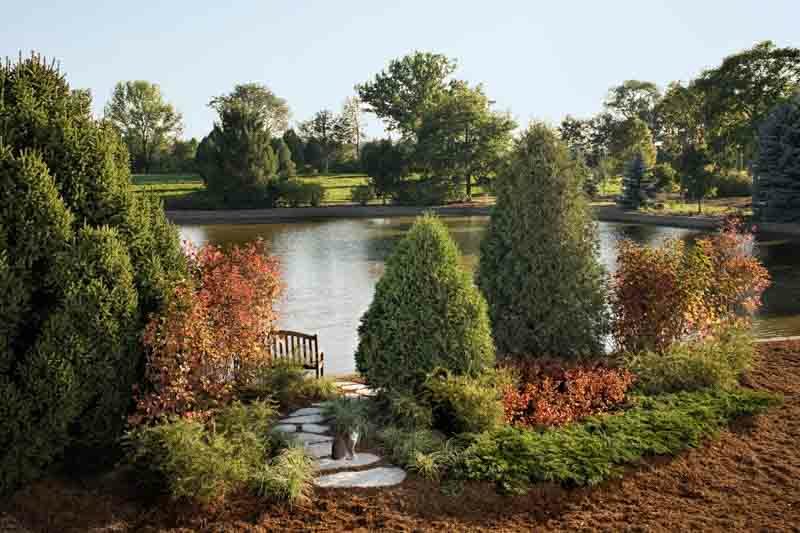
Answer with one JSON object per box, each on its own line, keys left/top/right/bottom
{"left": 314, "top": 467, "right": 406, "bottom": 488}
{"left": 291, "top": 432, "right": 333, "bottom": 445}
{"left": 305, "top": 442, "right": 331, "bottom": 459}
{"left": 290, "top": 407, "right": 323, "bottom": 417}
{"left": 301, "top": 423, "right": 330, "bottom": 434}
{"left": 272, "top": 424, "right": 296, "bottom": 433}
{"left": 317, "top": 453, "right": 382, "bottom": 471}
{"left": 280, "top": 413, "right": 328, "bottom": 424}
{"left": 339, "top": 383, "right": 367, "bottom": 391}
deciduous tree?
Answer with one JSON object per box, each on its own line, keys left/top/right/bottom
{"left": 357, "top": 51, "right": 456, "bottom": 137}
{"left": 105, "top": 80, "right": 183, "bottom": 173}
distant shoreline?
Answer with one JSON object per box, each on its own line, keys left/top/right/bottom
{"left": 166, "top": 203, "right": 800, "bottom": 236}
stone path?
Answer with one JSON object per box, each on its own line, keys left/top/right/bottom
{"left": 332, "top": 380, "right": 377, "bottom": 399}
{"left": 274, "top": 401, "right": 405, "bottom": 488}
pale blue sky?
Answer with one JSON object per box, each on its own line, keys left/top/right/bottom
{"left": 3, "top": 1, "right": 798, "bottom": 139}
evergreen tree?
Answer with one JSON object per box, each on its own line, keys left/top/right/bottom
{"left": 618, "top": 152, "right": 648, "bottom": 209}
{"left": 283, "top": 128, "right": 305, "bottom": 168}
{"left": 355, "top": 215, "right": 495, "bottom": 393}
{"left": 755, "top": 95, "right": 800, "bottom": 222}
{"left": 0, "top": 54, "right": 184, "bottom": 492}
{"left": 271, "top": 138, "right": 295, "bottom": 178}
{"left": 196, "top": 103, "right": 278, "bottom": 200}
{"left": 476, "top": 123, "right": 609, "bottom": 358}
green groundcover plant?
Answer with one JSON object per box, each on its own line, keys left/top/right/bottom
{"left": 458, "top": 387, "right": 779, "bottom": 493}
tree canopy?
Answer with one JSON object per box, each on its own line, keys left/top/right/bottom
{"left": 209, "top": 82, "right": 290, "bottom": 136}
{"left": 357, "top": 51, "right": 456, "bottom": 137}
{"left": 104, "top": 80, "right": 183, "bottom": 173}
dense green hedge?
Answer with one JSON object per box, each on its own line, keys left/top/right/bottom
{"left": 0, "top": 54, "right": 184, "bottom": 492}
{"left": 459, "top": 387, "right": 779, "bottom": 492}
{"left": 356, "top": 214, "right": 495, "bottom": 393}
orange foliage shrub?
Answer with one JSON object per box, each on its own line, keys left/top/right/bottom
{"left": 132, "top": 240, "right": 282, "bottom": 424}
{"left": 501, "top": 359, "right": 635, "bottom": 428}
{"left": 612, "top": 216, "right": 769, "bottom": 354}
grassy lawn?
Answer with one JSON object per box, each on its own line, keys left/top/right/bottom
{"left": 132, "top": 173, "right": 205, "bottom": 199}
{"left": 296, "top": 174, "right": 369, "bottom": 203}
{"left": 132, "top": 173, "right": 494, "bottom": 207}
{"left": 642, "top": 197, "right": 752, "bottom": 217}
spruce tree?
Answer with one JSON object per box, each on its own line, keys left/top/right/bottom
{"left": 271, "top": 137, "right": 295, "bottom": 178}
{"left": 355, "top": 214, "right": 495, "bottom": 393}
{"left": 755, "top": 95, "right": 800, "bottom": 222}
{"left": 0, "top": 54, "right": 184, "bottom": 492}
{"left": 477, "top": 123, "right": 608, "bottom": 358}
{"left": 618, "top": 152, "right": 648, "bottom": 209}
{"left": 196, "top": 103, "right": 278, "bottom": 200}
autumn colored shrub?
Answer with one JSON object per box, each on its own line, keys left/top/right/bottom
{"left": 500, "top": 359, "right": 635, "bottom": 428}
{"left": 133, "top": 240, "right": 282, "bottom": 424}
{"left": 612, "top": 217, "right": 769, "bottom": 354}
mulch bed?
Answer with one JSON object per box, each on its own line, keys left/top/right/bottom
{"left": 4, "top": 341, "right": 800, "bottom": 532}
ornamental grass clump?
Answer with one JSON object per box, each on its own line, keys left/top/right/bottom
{"left": 477, "top": 122, "right": 609, "bottom": 359}
{"left": 355, "top": 214, "right": 495, "bottom": 393}
{"left": 123, "top": 400, "right": 315, "bottom": 505}
{"left": 625, "top": 328, "right": 755, "bottom": 395}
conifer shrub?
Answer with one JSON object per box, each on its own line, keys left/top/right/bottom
{"left": 755, "top": 94, "right": 800, "bottom": 222}
{"left": 477, "top": 123, "right": 609, "bottom": 358}
{"left": 196, "top": 103, "right": 279, "bottom": 205}
{"left": 0, "top": 54, "right": 184, "bottom": 492}
{"left": 355, "top": 214, "right": 495, "bottom": 393}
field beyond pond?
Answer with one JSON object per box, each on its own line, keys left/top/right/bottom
{"left": 3, "top": 340, "right": 798, "bottom": 532}
{"left": 132, "top": 173, "right": 494, "bottom": 208}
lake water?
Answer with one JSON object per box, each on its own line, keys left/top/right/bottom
{"left": 179, "top": 217, "right": 800, "bottom": 375}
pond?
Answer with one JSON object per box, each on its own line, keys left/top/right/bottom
{"left": 179, "top": 217, "right": 800, "bottom": 375}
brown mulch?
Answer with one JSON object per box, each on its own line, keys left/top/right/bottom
{"left": 4, "top": 341, "right": 800, "bottom": 532}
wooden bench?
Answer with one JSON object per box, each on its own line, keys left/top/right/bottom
{"left": 268, "top": 330, "right": 324, "bottom": 378}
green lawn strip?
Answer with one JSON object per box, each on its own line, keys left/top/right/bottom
{"left": 131, "top": 173, "right": 495, "bottom": 206}
{"left": 458, "top": 387, "right": 780, "bottom": 492}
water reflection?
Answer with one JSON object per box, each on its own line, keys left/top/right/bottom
{"left": 180, "top": 217, "right": 800, "bottom": 375}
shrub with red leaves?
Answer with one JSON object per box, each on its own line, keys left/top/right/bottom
{"left": 131, "top": 240, "right": 282, "bottom": 425}
{"left": 500, "top": 359, "right": 635, "bottom": 428}
{"left": 612, "top": 216, "right": 770, "bottom": 354}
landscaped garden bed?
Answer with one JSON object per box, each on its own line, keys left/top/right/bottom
{"left": 3, "top": 340, "right": 797, "bottom": 532}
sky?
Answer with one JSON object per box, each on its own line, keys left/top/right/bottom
{"left": 3, "top": 1, "right": 799, "bottom": 140}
